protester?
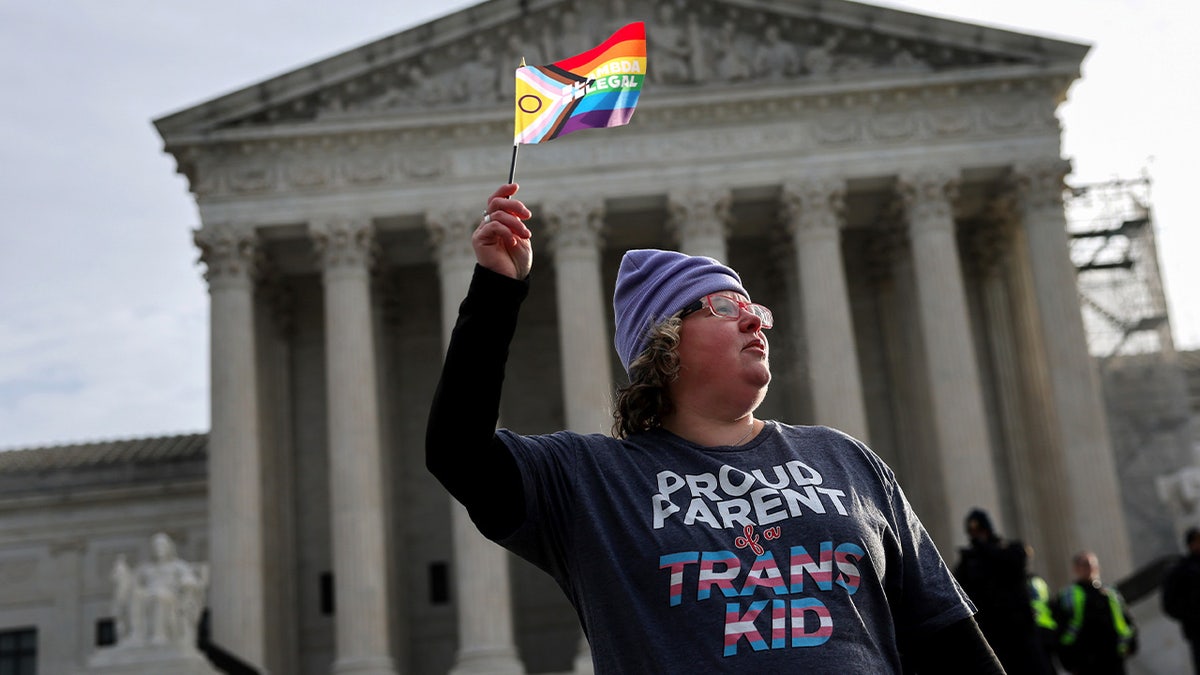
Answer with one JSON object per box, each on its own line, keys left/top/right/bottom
{"left": 1163, "top": 527, "right": 1200, "bottom": 674}
{"left": 426, "top": 183, "right": 1005, "bottom": 673}
{"left": 1055, "top": 550, "right": 1137, "bottom": 675}
{"left": 954, "top": 509, "right": 1050, "bottom": 674}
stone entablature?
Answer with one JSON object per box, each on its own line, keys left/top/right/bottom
{"left": 170, "top": 72, "right": 1069, "bottom": 204}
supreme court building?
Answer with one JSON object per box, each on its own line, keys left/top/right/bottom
{"left": 1, "top": 0, "right": 1181, "bottom": 673}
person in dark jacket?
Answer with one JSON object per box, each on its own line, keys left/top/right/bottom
{"left": 1163, "top": 527, "right": 1200, "bottom": 674}
{"left": 1055, "top": 550, "right": 1137, "bottom": 675}
{"left": 954, "top": 509, "right": 1049, "bottom": 674}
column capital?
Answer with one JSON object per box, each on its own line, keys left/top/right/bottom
{"left": 425, "top": 208, "right": 479, "bottom": 271}
{"left": 667, "top": 187, "right": 732, "bottom": 244}
{"left": 543, "top": 198, "right": 605, "bottom": 254}
{"left": 897, "top": 168, "right": 961, "bottom": 232}
{"left": 194, "top": 223, "right": 260, "bottom": 287}
{"left": 311, "top": 217, "right": 376, "bottom": 273}
{"left": 780, "top": 177, "right": 846, "bottom": 236}
{"left": 1009, "top": 158, "right": 1072, "bottom": 214}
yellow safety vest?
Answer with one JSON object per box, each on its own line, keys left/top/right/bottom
{"left": 1059, "top": 584, "right": 1135, "bottom": 657}
{"left": 1029, "top": 576, "right": 1057, "bottom": 630}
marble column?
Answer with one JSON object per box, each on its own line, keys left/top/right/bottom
{"left": 312, "top": 218, "right": 398, "bottom": 675}
{"left": 1001, "top": 196, "right": 1079, "bottom": 586}
{"left": 781, "top": 178, "right": 869, "bottom": 442}
{"left": 668, "top": 187, "right": 732, "bottom": 261}
{"left": 426, "top": 209, "right": 525, "bottom": 675}
{"left": 897, "top": 169, "right": 1001, "bottom": 547}
{"left": 194, "top": 223, "right": 268, "bottom": 671}
{"left": 1012, "top": 160, "right": 1133, "bottom": 577}
{"left": 864, "top": 222, "right": 943, "bottom": 517}
{"left": 256, "top": 270, "right": 300, "bottom": 674}
{"left": 545, "top": 198, "right": 614, "bottom": 435}
{"left": 966, "top": 206, "right": 1044, "bottom": 552}
{"left": 544, "top": 199, "right": 612, "bottom": 674}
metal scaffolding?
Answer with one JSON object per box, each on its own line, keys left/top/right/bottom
{"left": 1066, "top": 176, "right": 1174, "bottom": 358}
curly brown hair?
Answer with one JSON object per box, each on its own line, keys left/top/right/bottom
{"left": 612, "top": 315, "right": 684, "bottom": 438}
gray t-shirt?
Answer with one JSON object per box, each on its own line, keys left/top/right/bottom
{"left": 496, "top": 421, "right": 974, "bottom": 673}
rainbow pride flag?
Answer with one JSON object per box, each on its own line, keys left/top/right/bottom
{"left": 514, "top": 22, "right": 646, "bottom": 145}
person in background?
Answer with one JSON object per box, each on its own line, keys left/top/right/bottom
{"left": 1027, "top": 546, "right": 1061, "bottom": 674}
{"left": 1055, "top": 550, "right": 1137, "bottom": 675}
{"left": 425, "top": 183, "right": 1005, "bottom": 673}
{"left": 1163, "top": 526, "right": 1200, "bottom": 674}
{"left": 954, "top": 508, "right": 1049, "bottom": 674}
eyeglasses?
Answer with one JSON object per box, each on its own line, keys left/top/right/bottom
{"left": 680, "top": 293, "right": 774, "bottom": 329}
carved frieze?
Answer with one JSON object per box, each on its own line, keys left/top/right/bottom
{"left": 982, "top": 100, "right": 1035, "bottom": 132}
{"left": 286, "top": 162, "right": 331, "bottom": 189}
{"left": 210, "top": 0, "right": 1019, "bottom": 131}
{"left": 397, "top": 153, "right": 449, "bottom": 180}
{"left": 813, "top": 114, "right": 864, "bottom": 146}
{"left": 925, "top": 107, "right": 974, "bottom": 137}
{"left": 228, "top": 166, "right": 276, "bottom": 194}
{"left": 870, "top": 111, "right": 919, "bottom": 141}
{"left": 343, "top": 157, "right": 390, "bottom": 185}
{"left": 179, "top": 80, "right": 1055, "bottom": 202}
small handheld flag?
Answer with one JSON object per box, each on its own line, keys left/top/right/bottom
{"left": 513, "top": 21, "right": 647, "bottom": 147}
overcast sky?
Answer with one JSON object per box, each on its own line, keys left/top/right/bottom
{"left": 1, "top": 0, "right": 1195, "bottom": 449}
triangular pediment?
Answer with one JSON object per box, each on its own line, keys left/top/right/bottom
{"left": 155, "top": 0, "right": 1088, "bottom": 138}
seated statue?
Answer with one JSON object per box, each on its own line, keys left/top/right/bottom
{"left": 110, "top": 532, "right": 209, "bottom": 649}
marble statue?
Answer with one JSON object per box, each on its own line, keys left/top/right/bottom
{"left": 112, "top": 533, "right": 209, "bottom": 648}
{"left": 85, "top": 533, "right": 216, "bottom": 674}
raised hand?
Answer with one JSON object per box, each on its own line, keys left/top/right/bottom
{"left": 473, "top": 183, "right": 533, "bottom": 279}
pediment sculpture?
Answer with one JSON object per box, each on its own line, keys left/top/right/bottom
{"left": 224, "top": 0, "right": 1009, "bottom": 128}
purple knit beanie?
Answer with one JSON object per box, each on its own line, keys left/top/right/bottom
{"left": 613, "top": 249, "right": 748, "bottom": 374}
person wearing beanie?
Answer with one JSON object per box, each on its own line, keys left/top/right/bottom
{"left": 954, "top": 508, "right": 1050, "bottom": 674}
{"left": 426, "top": 184, "right": 1002, "bottom": 674}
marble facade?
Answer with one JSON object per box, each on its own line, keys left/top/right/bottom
{"left": 151, "top": 0, "right": 1130, "bottom": 671}
{"left": 0, "top": 0, "right": 1176, "bottom": 673}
